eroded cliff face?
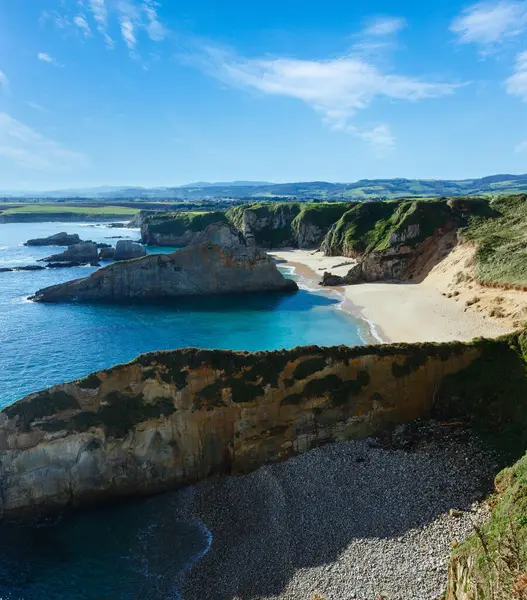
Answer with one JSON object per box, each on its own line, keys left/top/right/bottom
{"left": 0, "top": 340, "right": 485, "bottom": 517}
{"left": 30, "top": 223, "right": 297, "bottom": 303}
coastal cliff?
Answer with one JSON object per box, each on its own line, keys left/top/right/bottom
{"left": 30, "top": 223, "right": 297, "bottom": 302}
{"left": 140, "top": 210, "right": 228, "bottom": 246}
{"left": 227, "top": 202, "right": 350, "bottom": 248}
{"left": 4, "top": 334, "right": 527, "bottom": 518}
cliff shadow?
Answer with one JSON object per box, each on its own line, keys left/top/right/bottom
{"left": 181, "top": 424, "right": 496, "bottom": 600}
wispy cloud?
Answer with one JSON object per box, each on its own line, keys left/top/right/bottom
{"left": 451, "top": 1, "right": 527, "bottom": 48}
{"left": 0, "top": 71, "right": 9, "bottom": 93}
{"left": 515, "top": 139, "right": 527, "bottom": 152}
{"left": 37, "top": 52, "right": 63, "bottom": 67}
{"left": 73, "top": 14, "right": 92, "bottom": 38}
{"left": 44, "top": 1, "right": 167, "bottom": 56}
{"left": 0, "top": 113, "right": 88, "bottom": 171}
{"left": 506, "top": 50, "right": 527, "bottom": 99}
{"left": 362, "top": 16, "right": 407, "bottom": 36}
{"left": 24, "top": 101, "right": 49, "bottom": 113}
{"left": 191, "top": 46, "right": 460, "bottom": 151}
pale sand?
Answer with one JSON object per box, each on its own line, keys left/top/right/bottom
{"left": 270, "top": 248, "right": 514, "bottom": 344}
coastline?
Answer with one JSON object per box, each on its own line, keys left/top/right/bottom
{"left": 270, "top": 249, "right": 514, "bottom": 344}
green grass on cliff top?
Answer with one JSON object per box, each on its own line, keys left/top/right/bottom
{"left": 450, "top": 450, "right": 527, "bottom": 598}
{"left": 464, "top": 194, "right": 527, "bottom": 287}
{"left": 1, "top": 204, "right": 138, "bottom": 216}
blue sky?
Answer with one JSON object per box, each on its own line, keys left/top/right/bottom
{"left": 1, "top": 0, "right": 527, "bottom": 189}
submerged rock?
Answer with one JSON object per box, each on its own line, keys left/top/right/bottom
{"left": 40, "top": 242, "right": 99, "bottom": 263}
{"left": 24, "top": 232, "right": 82, "bottom": 246}
{"left": 30, "top": 223, "right": 298, "bottom": 303}
{"left": 114, "top": 240, "right": 146, "bottom": 260}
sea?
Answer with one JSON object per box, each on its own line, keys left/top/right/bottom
{"left": 0, "top": 220, "right": 365, "bottom": 599}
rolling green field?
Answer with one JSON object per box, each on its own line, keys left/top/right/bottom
{"left": 0, "top": 204, "right": 139, "bottom": 222}
{"left": 1, "top": 204, "right": 139, "bottom": 216}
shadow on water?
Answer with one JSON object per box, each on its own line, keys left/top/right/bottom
{"left": 0, "top": 431, "right": 495, "bottom": 600}
{"left": 0, "top": 491, "right": 211, "bottom": 600}
{"left": 45, "top": 288, "right": 341, "bottom": 315}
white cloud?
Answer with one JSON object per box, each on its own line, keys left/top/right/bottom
{"left": 73, "top": 14, "right": 92, "bottom": 37}
{"left": 195, "top": 47, "right": 460, "bottom": 150}
{"left": 506, "top": 50, "right": 527, "bottom": 99}
{"left": 515, "top": 139, "right": 527, "bottom": 152}
{"left": 363, "top": 16, "right": 407, "bottom": 36}
{"left": 120, "top": 16, "right": 137, "bottom": 50}
{"left": 451, "top": 1, "right": 527, "bottom": 47}
{"left": 44, "top": 1, "right": 167, "bottom": 56}
{"left": 143, "top": 0, "right": 167, "bottom": 41}
{"left": 0, "top": 113, "right": 88, "bottom": 171}
{"left": 37, "top": 52, "right": 54, "bottom": 63}
{"left": 349, "top": 124, "right": 396, "bottom": 153}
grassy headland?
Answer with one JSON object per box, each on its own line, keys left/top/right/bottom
{"left": 0, "top": 204, "right": 139, "bottom": 222}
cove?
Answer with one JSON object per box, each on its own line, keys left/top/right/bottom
{"left": 0, "top": 221, "right": 364, "bottom": 407}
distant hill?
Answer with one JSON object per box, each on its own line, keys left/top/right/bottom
{"left": 4, "top": 174, "right": 527, "bottom": 200}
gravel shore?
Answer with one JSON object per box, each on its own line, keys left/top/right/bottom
{"left": 183, "top": 423, "right": 498, "bottom": 600}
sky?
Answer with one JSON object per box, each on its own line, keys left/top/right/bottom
{"left": 1, "top": 0, "right": 527, "bottom": 189}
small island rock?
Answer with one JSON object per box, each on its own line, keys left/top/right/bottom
{"left": 40, "top": 242, "right": 99, "bottom": 263}
{"left": 25, "top": 232, "right": 82, "bottom": 246}
{"left": 114, "top": 240, "right": 146, "bottom": 261}
{"left": 31, "top": 223, "right": 298, "bottom": 303}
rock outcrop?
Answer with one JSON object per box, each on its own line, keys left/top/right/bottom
{"left": 99, "top": 247, "right": 115, "bottom": 260}
{"left": 40, "top": 242, "right": 99, "bottom": 263}
{"left": 0, "top": 337, "right": 491, "bottom": 518}
{"left": 30, "top": 223, "right": 297, "bottom": 303}
{"left": 24, "top": 232, "right": 82, "bottom": 246}
{"left": 320, "top": 263, "right": 363, "bottom": 286}
{"left": 113, "top": 240, "right": 146, "bottom": 260}
{"left": 140, "top": 211, "right": 228, "bottom": 246}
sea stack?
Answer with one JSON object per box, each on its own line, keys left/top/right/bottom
{"left": 30, "top": 223, "right": 298, "bottom": 303}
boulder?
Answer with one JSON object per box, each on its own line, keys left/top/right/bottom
{"left": 320, "top": 262, "right": 363, "bottom": 286}
{"left": 99, "top": 247, "right": 116, "bottom": 260}
{"left": 30, "top": 223, "right": 298, "bottom": 303}
{"left": 40, "top": 242, "right": 99, "bottom": 263}
{"left": 114, "top": 240, "right": 146, "bottom": 261}
{"left": 24, "top": 232, "right": 82, "bottom": 246}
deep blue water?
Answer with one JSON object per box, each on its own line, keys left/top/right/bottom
{"left": 0, "top": 221, "right": 364, "bottom": 599}
{"left": 0, "top": 221, "right": 364, "bottom": 408}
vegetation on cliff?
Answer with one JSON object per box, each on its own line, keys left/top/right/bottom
{"left": 143, "top": 210, "right": 228, "bottom": 236}
{"left": 448, "top": 451, "right": 527, "bottom": 599}
{"left": 463, "top": 194, "right": 527, "bottom": 287}
{"left": 321, "top": 197, "right": 493, "bottom": 257}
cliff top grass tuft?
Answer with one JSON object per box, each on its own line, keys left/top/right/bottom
{"left": 450, "top": 450, "right": 527, "bottom": 599}
{"left": 463, "top": 194, "right": 527, "bottom": 287}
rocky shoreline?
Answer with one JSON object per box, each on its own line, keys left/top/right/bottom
{"left": 183, "top": 422, "right": 497, "bottom": 600}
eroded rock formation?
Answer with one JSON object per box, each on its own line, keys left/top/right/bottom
{"left": 113, "top": 240, "right": 146, "bottom": 260}
{"left": 40, "top": 242, "right": 99, "bottom": 263}
{"left": 0, "top": 339, "right": 485, "bottom": 517}
{"left": 30, "top": 223, "right": 297, "bottom": 303}
{"left": 25, "top": 232, "right": 82, "bottom": 246}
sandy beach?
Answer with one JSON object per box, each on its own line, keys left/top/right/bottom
{"left": 270, "top": 248, "right": 514, "bottom": 344}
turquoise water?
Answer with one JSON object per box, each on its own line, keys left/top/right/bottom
{"left": 0, "top": 221, "right": 364, "bottom": 408}
{"left": 0, "top": 221, "right": 364, "bottom": 599}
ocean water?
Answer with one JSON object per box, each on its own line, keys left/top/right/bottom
{"left": 0, "top": 221, "right": 364, "bottom": 408}
{"left": 0, "top": 221, "right": 364, "bottom": 599}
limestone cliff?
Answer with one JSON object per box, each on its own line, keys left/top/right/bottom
{"left": 0, "top": 337, "right": 497, "bottom": 518}
{"left": 140, "top": 211, "right": 228, "bottom": 246}
{"left": 227, "top": 202, "right": 350, "bottom": 249}
{"left": 30, "top": 223, "right": 297, "bottom": 303}
{"left": 320, "top": 198, "right": 495, "bottom": 283}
